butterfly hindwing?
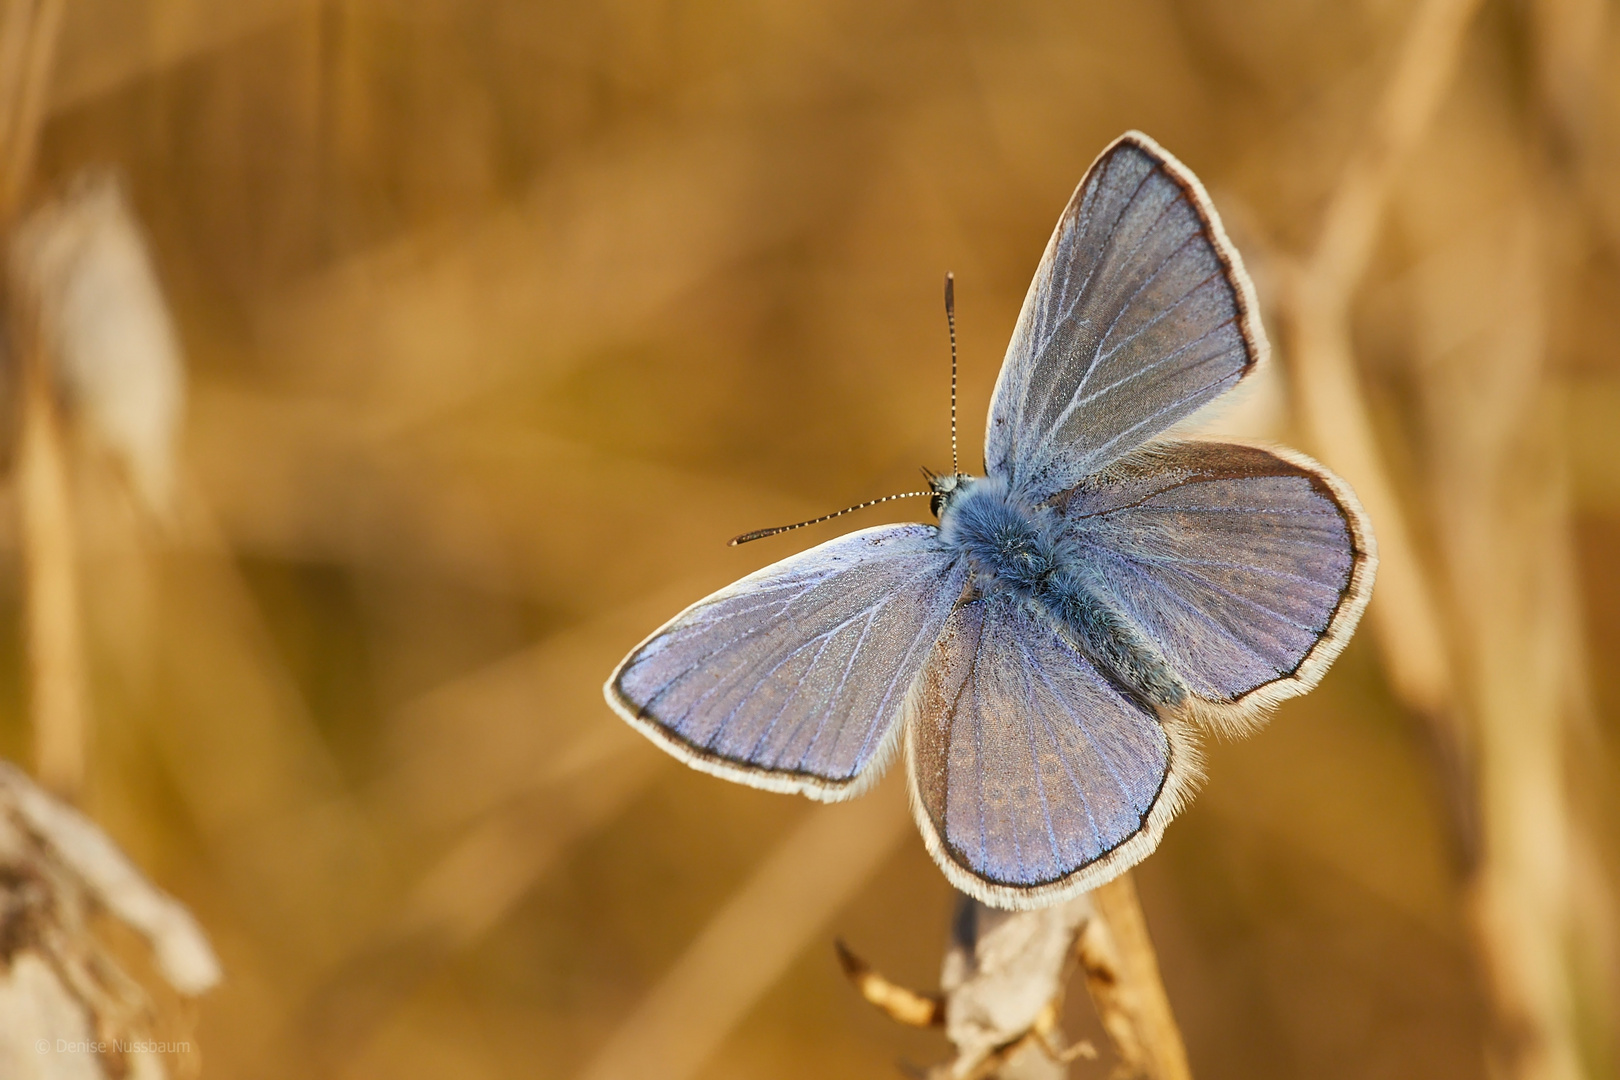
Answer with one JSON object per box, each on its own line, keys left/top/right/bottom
{"left": 986, "top": 132, "right": 1266, "bottom": 502}
{"left": 905, "top": 592, "right": 1199, "bottom": 909}
{"left": 1058, "top": 441, "right": 1376, "bottom": 733}
{"left": 607, "top": 524, "right": 968, "bottom": 801}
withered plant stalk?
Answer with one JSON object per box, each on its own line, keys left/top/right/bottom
{"left": 16, "top": 329, "right": 85, "bottom": 796}
{"left": 1083, "top": 876, "right": 1191, "bottom": 1080}
{"left": 1278, "top": 0, "right": 1596, "bottom": 1075}
{"left": 0, "top": 0, "right": 76, "bottom": 798}
{"left": 844, "top": 873, "right": 1189, "bottom": 1080}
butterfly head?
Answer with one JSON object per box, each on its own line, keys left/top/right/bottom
{"left": 928, "top": 471, "right": 974, "bottom": 518}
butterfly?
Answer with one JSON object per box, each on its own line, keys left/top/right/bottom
{"left": 604, "top": 131, "right": 1376, "bottom": 909}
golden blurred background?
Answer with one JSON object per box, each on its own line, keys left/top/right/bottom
{"left": 2, "top": 0, "right": 1617, "bottom": 1076}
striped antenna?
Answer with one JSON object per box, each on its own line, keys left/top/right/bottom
{"left": 728, "top": 491, "right": 932, "bottom": 546}
{"left": 945, "top": 272, "right": 959, "bottom": 476}
{"left": 729, "top": 273, "right": 961, "bottom": 547}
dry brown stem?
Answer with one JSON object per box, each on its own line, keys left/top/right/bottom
{"left": 835, "top": 938, "right": 944, "bottom": 1029}
{"left": 1281, "top": 0, "right": 1480, "bottom": 945}
{"left": 1278, "top": 0, "right": 1594, "bottom": 1075}
{"left": 0, "top": 759, "right": 220, "bottom": 1078}
{"left": 842, "top": 873, "right": 1186, "bottom": 1080}
{"left": 0, "top": 0, "right": 76, "bottom": 800}
{"left": 1287, "top": 0, "right": 1480, "bottom": 750}
{"left": 0, "top": 0, "right": 61, "bottom": 220}
{"left": 573, "top": 780, "right": 913, "bottom": 1080}
{"left": 1081, "top": 876, "right": 1190, "bottom": 1080}
{"left": 936, "top": 892, "right": 1091, "bottom": 1080}
{"left": 1408, "top": 190, "right": 1586, "bottom": 1080}
{"left": 16, "top": 337, "right": 85, "bottom": 799}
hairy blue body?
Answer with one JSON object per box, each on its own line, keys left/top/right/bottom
{"left": 935, "top": 475, "right": 1186, "bottom": 709}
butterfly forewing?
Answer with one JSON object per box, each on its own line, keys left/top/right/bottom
{"left": 1060, "top": 441, "right": 1376, "bottom": 730}
{"left": 986, "top": 132, "right": 1265, "bottom": 502}
{"left": 905, "top": 593, "right": 1197, "bottom": 909}
{"left": 607, "top": 524, "right": 967, "bottom": 801}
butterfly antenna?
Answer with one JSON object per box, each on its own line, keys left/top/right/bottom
{"left": 945, "top": 272, "right": 959, "bottom": 476}
{"left": 729, "top": 491, "right": 933, "bottom": 546}
{"left": 731, "top": 277, "right": 958, "bottom": 547}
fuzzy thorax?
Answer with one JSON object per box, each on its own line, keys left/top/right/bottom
{"left": 935, "top": 475, "right": 1186, "bottom": 709}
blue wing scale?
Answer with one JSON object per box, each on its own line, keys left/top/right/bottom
{"left": 986, "top": 132, "right": 1267, "bottom": 501}
{"left": 1060, "top": 440, "right": 1376, "bottom": 731}
{"left": 607, "top": 525, "right": 967, "bottom": 801}
{"left": 905, "top": 593, "right": 1200, "bottom": 909}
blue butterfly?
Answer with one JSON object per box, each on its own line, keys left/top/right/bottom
{"left": 605, "top": 131, "right": 1376, "bottom": 909}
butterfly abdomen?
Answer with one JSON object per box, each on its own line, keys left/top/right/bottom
{"left": 940, "top": 475, "right": 1187, "bottom": 710}
{"left": 1041, "top": 572, "right": 1186, "bottom": 708}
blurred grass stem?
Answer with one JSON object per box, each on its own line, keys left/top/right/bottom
{"left": 17, "top": 330, "right": 86, "bottom": 797}
{"left": 0, "top": 0, "right": 75, "bottom": 798}
{"left": 575, "top": 781, "right": 912, "bottom": 1080}
{"left": 1083, "top": 875, "right": 1191, "bottom": 1080}
{"left": 1280, "top": 0, "right": 1593, "bottom": 1074}
{"left": 1288, "top": 0, "right": 1476, "bottom": 771}
{"left": 0, "top": 0, "right": 62, "bottom": 215}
